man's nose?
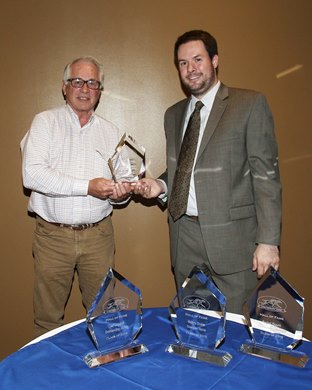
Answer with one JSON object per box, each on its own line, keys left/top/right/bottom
{"left": 187, "top": 61, "right": 196, "bottom": 72}
{"left": 81, "top": 83, "right": 89, "bottom": 92}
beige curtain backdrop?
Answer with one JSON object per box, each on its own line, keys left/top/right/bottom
{"left": 1, "top": 0, "right": 311, "bottom": 359}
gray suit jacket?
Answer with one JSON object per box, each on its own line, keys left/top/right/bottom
{"left": 160, "top": 83, "right": 282, "bottom": 275}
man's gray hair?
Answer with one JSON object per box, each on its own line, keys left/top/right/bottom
{"left": 63, "top": 56, "right": 104, "bottom": 86}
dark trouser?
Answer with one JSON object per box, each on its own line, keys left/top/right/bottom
{"left": 174, "top": 216, "right": 258, "bottom": 314}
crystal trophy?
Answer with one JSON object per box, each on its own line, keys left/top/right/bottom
{"left": 108, "top": 133, "right": 145, "bottom": 182}
{"left": 240, "top": 266, "right": 309, "bottom": 367}
{"left": 83, "top": 268, "right": 148, "bottom": 368}
{"left": 166, "top": 266, "right": 232, "bottom": 367}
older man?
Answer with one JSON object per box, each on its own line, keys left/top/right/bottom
{"left": 21, "top": 56, "right": 131, "bottom": 336}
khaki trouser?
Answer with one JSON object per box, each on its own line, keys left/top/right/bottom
{"left": 32, "top": 215, "right": 115, "bottom": 338}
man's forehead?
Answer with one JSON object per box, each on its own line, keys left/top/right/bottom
{"left": 178, "top": 40, "right": 207, "bottom": 57}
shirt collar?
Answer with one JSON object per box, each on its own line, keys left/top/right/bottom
{"left": 65, "top": 104, "right": 95, "bottom": 127}
{"left": 190, "top": 80, "right": 221, "bottom": 111}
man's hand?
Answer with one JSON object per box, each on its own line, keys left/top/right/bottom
{"left": 88, "top": 178, "right": 116, "bottom": 199}
{"left": 132, "top": 178, "right": 165, "bottom": 199}
{"left": 88, "top": 178, "right": 133, "bottom": 201}
{"left": 252, "top": 243, "right": 280, "bottom": 278}
{"left": 109, "top": 181, "right": 132, "bottom": 202}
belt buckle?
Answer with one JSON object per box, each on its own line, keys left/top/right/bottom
{"left": 73, "top": 223, "right": 89, "bottom": 230}
{"left": 59, "top": 222, "right": 99, "bottom": 230}
{"left": 60, "top": 223, "right": 86, "bottom": 230}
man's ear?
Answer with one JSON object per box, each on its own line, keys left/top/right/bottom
{"left": 62, "top": 81, "right": 66, "bottom": 96}
{"left": 212, "top": 55, "right": 219, "bottom": 69}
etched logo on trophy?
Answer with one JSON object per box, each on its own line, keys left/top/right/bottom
{"left": 183, "top": 296, "right": 211, "bottom": 310}
{"left": 257, "top": 296, "right": 287, "bottom": 312}
{"left": 103, "top": 297, "right": 130, "bottom": 312}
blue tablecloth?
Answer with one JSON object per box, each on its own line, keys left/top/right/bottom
{"left": 1, "top": 307, "right": 311, "bottom": 389}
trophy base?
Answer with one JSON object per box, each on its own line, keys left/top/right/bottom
{"left": 84, "top": 344, "right": 148, "bottom": 368}
{"left": 240, "top": 341, "right": 309, "bottom": 368}
{"left": 166, "top": 343, "right": 232, "bottom": 367}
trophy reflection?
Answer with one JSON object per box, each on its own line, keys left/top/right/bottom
{"left": 108, "top": 133, "right": 145, "bottom": 182}
{"left": 166, "top": 266, "right": 232, "bottom": 367}
{"left": 240, "top": 266, "right": 309, "bottom": 367}
{"left": 83, "top": 268, "right": 148, "bottom": 368}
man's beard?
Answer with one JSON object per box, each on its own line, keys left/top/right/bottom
{"left": 183, "top": 73, "right": 217, "bottom": 97}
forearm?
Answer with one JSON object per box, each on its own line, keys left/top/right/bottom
{"left": 22, "top": 162, "right": 89, "bottom": 197}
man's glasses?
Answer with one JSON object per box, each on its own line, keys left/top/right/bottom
{"left": 66, "top": 78, "right": 102, "bottom": 90}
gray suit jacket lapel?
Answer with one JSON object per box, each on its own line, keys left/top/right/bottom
{"left": 196, "top": 83, "right": 229, "bottom": 161}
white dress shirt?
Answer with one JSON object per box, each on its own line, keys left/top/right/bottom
{"left": 21, "top": 104, "right": 124, "bottom": 224}
{"left": 185, "top": 81, "right": 221, "bottom": 216}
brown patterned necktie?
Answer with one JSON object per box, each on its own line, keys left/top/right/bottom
{"left": 169, "top": 100, "right": 204, "bottom": 221}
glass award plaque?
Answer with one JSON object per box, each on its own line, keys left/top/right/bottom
{"left": 166, "top": 266, "right": 232, "bottom": 367}
{"left": 83, "top": 268, "right": 148, "bottom": 368}
{"left": 108, "top": 133, "right": 145, "bottom": 182}
{"left": 240, "top": 266, "right": 308, "bottom": 368}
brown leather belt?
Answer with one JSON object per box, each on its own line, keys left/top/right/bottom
{"left": 50, "top": 222, "right": 100, "bottom": 230}
{"left": 38, "top": 215, "right": 110, "bottom": 231}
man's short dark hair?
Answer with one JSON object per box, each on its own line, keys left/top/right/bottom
{"left": 174, "top": 30, "right": 218, "bottom": 68}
